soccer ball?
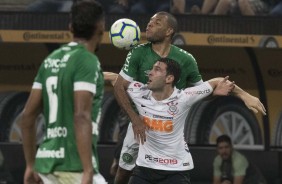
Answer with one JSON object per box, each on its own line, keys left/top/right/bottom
{"left": 109, "top": 18, "right": 141, "bottom": 50}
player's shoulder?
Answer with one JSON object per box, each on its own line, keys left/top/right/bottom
{"left": 213, "top": 154, "right": 222, "bottom": 165}
{"left": 72, "top": 49, "right": 100, "bottom": 70}
{"left": 66, "top": 42, "right": 97, "bottom": 59}
{"left": 170, "top": 45, "right": 196, "bottom": 61}
{"left": 77, "top": 49, "right": 99, "bottom": 64}
{"left": 131, "top": 42, "right": 151, "bottom": 52}
{"left": 128, "top": 81, "right": 150, "bottom": 96}
{"left": 128, "top": 81, "right": 146, "bottom": 90}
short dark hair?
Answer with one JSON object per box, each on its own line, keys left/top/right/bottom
{"left": 158, "top": 58, "right": 181, "bottom": 86}
{"left": 156, "top": 12, "right": 178, "bottom": 39}
{"left": 70, "top": 0, "right": 104, "bottom": 40}
{"left": 216, "top": 135, "right": 232, "bottom": 146}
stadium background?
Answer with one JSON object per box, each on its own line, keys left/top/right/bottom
{"left": 0, "top": 0, "right": 282, "bottom": 183}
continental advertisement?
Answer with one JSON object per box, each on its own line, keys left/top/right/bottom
{"left": 0, "top": 30, "right": 281, "bottom": 48}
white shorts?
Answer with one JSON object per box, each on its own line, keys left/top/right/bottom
{"left": 38, "top": 172, "right": 107, "bottom": 184}
{"left": 118, "top": 123, "right": 139, "bottom": 171}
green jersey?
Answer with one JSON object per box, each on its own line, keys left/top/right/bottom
{"left": 213, "top": 151, "right": 249, "bottom": 178}
{"left": 32, "top": 42, "right": 104, "bottom": 173}
{"left": 213, "top": 151, "right": 267, "bottom": 184}
{"left": 120, "top": 43, "right": 202, "bottom": 88}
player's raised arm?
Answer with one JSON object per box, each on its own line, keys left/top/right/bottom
{"left": 231, "top": 85, "right": 267, "bottom": 115}
{"left": 209, "top": 76, "right": 266, "bottom": 115}
{"left": 208, "top": 76, "right": 235, "bottom": 96}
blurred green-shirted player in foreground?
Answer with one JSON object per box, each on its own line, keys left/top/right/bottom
{"left": 20, "top": 0, "right": 107, "bottom": 183}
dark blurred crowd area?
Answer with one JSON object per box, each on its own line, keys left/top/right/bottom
{"left": 0, "top": 0, "right": 281, "bottom": 16}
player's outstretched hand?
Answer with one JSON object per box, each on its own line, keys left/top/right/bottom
{"left": 241, "top": 93, "right": 267, "bottom": 115}
{"left": 131, "top": 115, "right": 146, "bottom": 145}
{"left": 213, "top": 76, "right": 235, "bottom": 96}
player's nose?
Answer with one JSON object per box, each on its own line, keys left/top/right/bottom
{"left": 147, "top": 21, "right": 153, "bottom": 28}
{"left": 148, "top": 70, "right": 153, "bottom": 76}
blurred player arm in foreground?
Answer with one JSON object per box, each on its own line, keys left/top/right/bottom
{"left": 74, "top": 90, "right": 95, "bottom": 183}
{"left": 20, "top": 89, "right": 43, "bottom": 184}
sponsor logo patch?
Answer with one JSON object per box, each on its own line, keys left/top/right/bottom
{"left": 166, "top": 101, "right": 179, "bottom": 116}
{"left": 145, "top": 154, "right": 178, "bottom": 165}
{"left": 185, "top": 89, "right": 211, "bottom": 95}
{"left": 122, "top": 153, "right": 133, "bottom": 163}
{"left": 134, "top": 82, "right": 142, "bottom": 88}
{"left": 183, "top": 162, "right": 190, "bottom": 166}
{"left": 152, "top": 115, "right": 173, "bottom": 120}
{"left": 143, "top": 116, "right": 173, "bottom": 133}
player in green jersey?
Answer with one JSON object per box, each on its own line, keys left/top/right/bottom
{"left": 113, "top": 11, "right": 204, "bottom": 184}
{"left": 20, "top": 1, "right": 107, "bottom": 184}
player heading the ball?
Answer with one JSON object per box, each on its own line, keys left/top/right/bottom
{"left": 110, "top": 18, "right": 141, "bottom": 50}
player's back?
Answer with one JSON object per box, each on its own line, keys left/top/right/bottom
{"left": 39, "top": 43, "right": 93, "bottom": 126}
{"left": 34, "top": 42, "right": 104, "bottom": 173}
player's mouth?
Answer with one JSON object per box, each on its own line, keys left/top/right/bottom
{"left": 147, "top": 79, "right": 152, "bottom": 84}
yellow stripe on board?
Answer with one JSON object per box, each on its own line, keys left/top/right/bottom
{"left": 0, "top": 30, "right": 281, "bottom": 48}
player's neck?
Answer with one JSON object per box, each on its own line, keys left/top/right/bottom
{"left": 152, "top": 42, "right": 171, "bottom": 58}
{"left": 152, "top": 86, "right": 174, "bottom": 101}
{"left": 73, "top": 38, "right": 97, "bottom": 53}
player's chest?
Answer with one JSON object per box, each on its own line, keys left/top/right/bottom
{"left": 137, "top": 55, "right": 160, "bottom": 80}
{"left": 137, "top": 98, "right": 185, "bottom": 117}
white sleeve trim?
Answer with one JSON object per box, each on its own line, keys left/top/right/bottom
{"left": 74, "top": 82, "right": 96, "bottom": 94}
{"left": 32, "top": 82, "right": 42, "bottom": 89}
{"left": 119, "top": 70, "right": 134, "bottom": 82}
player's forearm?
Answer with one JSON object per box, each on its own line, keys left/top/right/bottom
{"left": 103, "top": 72, "right": 118, "bottom": 86}
{"left": 207, "top": 77, "right": 224, "bottom": 89}
{"left": 113, "top": 76, "right": 139, "bottom": 122}
{"left": 209, "top": 76, "right": 248, "bottom": 97}
{"left": 74, "top": 113, "right": 93, "bottom": 173}
{"left": 20, "top": 113, "right": 37, "bottom": 168}
{"left": 230, "top": 84, "right": 249, "bottom": 99}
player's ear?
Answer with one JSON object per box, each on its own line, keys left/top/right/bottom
{"left": 166, "top": 28, "right": 174, "bottom": 37}
{"left": 166, "top": 75, "right": 174, "bottom": 84}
